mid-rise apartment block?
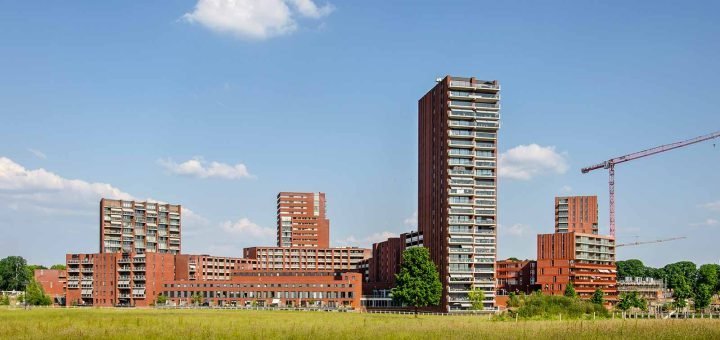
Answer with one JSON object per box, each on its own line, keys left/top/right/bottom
{"left": 174, "top": 255, "right": 257, "bottom": 281}
{"left": 555, "top": 196, "right": 598, "bottom": 234}
{"left": 65, "top": 252, "right": 176, "bottom": 307}
{"left": 418, "top": 75, "right": 500, "bottom": 312}
{"left": 242, "top": 247, "right": 369, "bottom": 272}
{"left": 536, "top": 232, "right": 617, "bottom": 303}
{"left": 100, "top": 199, "right": 181, "bottom": 254}
{"left": 361, "top": 231, "right": 423, "bottom": 295}
{"left": 277, "top": 192, "right": 329, "bottom": 248}
{"left": 496, "top": 259, "right": 539, "bottom": 295}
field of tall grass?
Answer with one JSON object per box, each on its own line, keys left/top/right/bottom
{"left": 0, "top": 307, "right": 719, "bottom": 339}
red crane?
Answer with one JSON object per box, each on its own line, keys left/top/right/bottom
{"left": 581, "top": 130, "right": 720, "bottom": 237}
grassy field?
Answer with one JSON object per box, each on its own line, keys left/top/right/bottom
{"left": 1, "top": 308, "right": 719, "bottom": 339}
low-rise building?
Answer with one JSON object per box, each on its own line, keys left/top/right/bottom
{"left": 617, "top": 277, "right": 669, "bottom": 305}
{"left": 34, "top": 269, "right": 66, "bottom": 305}
{"left": 162, "top": 272, "right": 362, "bottom": 308}
{"left": 496, "top": 259, "right": 539, "bottom": 295}
{"left": 242, "top": 246, "right": 369, "bottom": 272}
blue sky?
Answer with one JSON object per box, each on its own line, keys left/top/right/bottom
{"left": 1, "top": 1, "right": 719, "bottom": 267}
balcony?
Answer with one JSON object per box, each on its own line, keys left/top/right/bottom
{"left": 118, "top": 266, "right": 131, "bottom": 272}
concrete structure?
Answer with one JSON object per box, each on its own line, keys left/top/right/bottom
{"left": 100, "top": 199, "right": 181, "bottom": 254}
{"left": 162, "top": 272, "right": 362, "bottom": 308}
{"left": 496, "top": 259, "right": 539, "bottom": 295}
{"left": 34, "top": 269, "right": 66, "bottom": 305}
{"left": 618, "top": 277, "right": 669, "bottom": 306}
{"left": 418, "top": 75, "right": 500, "bottom": 312}
{"left": 277, "top": 192, "right": 330, "bottom": 248}
{"left": 536, "top": 232, "right": 618, "bottom": 302}
{"left": 555, "top": 196, "right": 598, "bottom": 234}
{"left": 242, "top": 247, "right": 369, "bottom": 272}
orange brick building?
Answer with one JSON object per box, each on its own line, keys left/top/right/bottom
{"left": 496, "top": 259, "right": 539, "bottom": 295}
{"left": 277, "top": 192, "right": 330, "bottom": 248}
{"left": 34, "top": 269, "right": 66, "bottom": 305}
{"left": 555, "top": 196, "right": 598, "bottom": 234}
{"left": 243, "top": 246, "right": 369, "bottom": 271}
{"left": 536, "top": 232, "right": 617, "bottom": 302}
{"left": 162, "top": 272, "right": 362, "bottom": 308}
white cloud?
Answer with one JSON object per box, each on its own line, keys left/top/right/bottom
{"left": 158, "top": 157, "right": 253, "bottom": 180}
{"left": 288, "top": 0, "right": 334, "bottom": 18}
{"left": 403, "top": 211, "right": 417, "bottom": 228}
{"left": 335, "top": 231, "right": 397, "bottom": 248}
{"left": 499, "top": 144, "right": 568, "bottom": 180}
{"left": 0, "top": 157, "right": 133, "bottom": 212}
{"left": 690, "top": 219, "right": 719, "bottom": 227}
{"left": 182, "top": 0, "right": 333, "bottom": 40}
{"left": 28, "top": 148, "right": 47, "bottom": 159}
{"left": 501, "top": 223, "right": 530, "bottom": 237}
{"left": 221, "top": 217, "right": 275, "bottom": 239}
{"left": 701, "top": 201, "right": 720, "bottom": 212}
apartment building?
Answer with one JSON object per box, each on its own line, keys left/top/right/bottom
{"left": 361, "top": 231, "right": 423, "bottom": 295}
{"left": 496, "top": 259, "right": 539, "bottom": 295}
{"left": 65, "top": 252, "right": 176, "bottom": 307}
{"left": 162, "top": 272, "right": 362, "bottom": 308}
{"left": 418, "top": 75, "right": 500, "bottom": 312}
{"left": 277, "top": 192, "right": 330, "bottom": 248}
{"left": 555, "top": 196, "right": 598, "bottom": 234}
{"left": 536, "top": 232, "right": 618, "bottom": 302}
{"left": 174, "top": 255, "right": 257, "bottom": 281}
{"left": 618, "top": 277, "right": 670, "bottom": 306}
{"left": 242, "top": 247, "right": 369, "bottom": 272}
{"left": 100, "top": 199, "right": 181, "bottom": 254}
{"left": 34, "top": 269, "right": 67, "bottom": 305}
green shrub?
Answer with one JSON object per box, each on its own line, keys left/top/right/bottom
{"left": 516, "top": 293, "right": 609, "bottom": 319}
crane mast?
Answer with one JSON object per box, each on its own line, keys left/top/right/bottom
{"left": 581, "top": 130, "right": 720, "bottom": 237}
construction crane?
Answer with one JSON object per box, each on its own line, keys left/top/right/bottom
{"left": 616, "top": 236, "right": 687, "bottom": 248}
{"left": 581, "top": 130, "right": 720, "bottom": 237}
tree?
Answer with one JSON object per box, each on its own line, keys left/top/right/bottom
{"left": 591, "top": 289, "right": 604, "bottom": 305}
{"left": 663, "top": 261, "right": 697, "bottom": 290}
{"left": 468, "top": 288, "right": 485, "bottom": 310}
{"left": 50, "top": 264, "right": 66, "bottom": 270}
{"left": 0, "top": 294, "right": 9, "bottom": 306}
{"left": 507, "top": 257, "right": 520, "bottom": 262}
{"left": 670, "top": 275, "right": 693, "bottom": 308}
{"left": 617, "top": 259, "right": 646, "bottom": 279}
{"left": 696, "top": 264, "right": 719, "bottom": 291}
{"left": 156, "top": 294, "right": 168, "bottom": 305}
{"left": 694, "top": 284, "right": 713, "bottom": 311}
{"left": 507, "top": 292, "right": 521, "bottom": 308}
{"left": 617, "top": 291, "right": 647, "bottom": 312}
{"left": 564, "top": 282, "right": 577, "bottom": 298}
{"left": 24, "top": 278, "right": 52, "bottom": 306}
{"left": 0, "top": 256, "right": 31, "bottom": 291}
{"left": 392, "top": 247, "right": 442, "bottom": 316}
{"left": 191, "top": 293, "right": 202, "bottom": 306}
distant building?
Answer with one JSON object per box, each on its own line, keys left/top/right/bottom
{"left": 242, "top": 247, "right": 369, "bottom": 272}
{"left": 536, "top": 232, "right": 618, "bottom": 303}
{"left": 496, "top": 259, "right": 539, "bottom": 295}
{"left": 34, "top": 269, "right": 66, "bottom": 305}
{"left": 361, "top": 231, "right": 422, "bottom": 295}
{"left": 555, "top": 196, "right": 598, "bottom": 234}
{"left": 277, "top": 192, "right": 330, "bottom": 248}
{"left": 100, "top": 199, "right": 181, "bottom": 254}
{"left": 418, "top": 75, "right": 500, "bottom": 312}
{"left": 617, "top": 277, "right": 670, "bottom": 306}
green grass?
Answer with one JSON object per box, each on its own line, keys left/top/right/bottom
{"left": 0, "top": 308, "right": 719, "bottom": 339}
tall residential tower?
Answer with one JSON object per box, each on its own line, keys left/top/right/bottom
{"left": 418, "top": 76, "right": 500, "bottom": 312}
{"left": 277, "top": 192, "right": 330, "bottom": 248}
{"left": 100, "top": 199, "right": 181, "bottom": 254}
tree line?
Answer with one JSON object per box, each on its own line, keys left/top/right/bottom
{"left": 0, "top": 256, "right": 64, "bottom": 306}
{"left": 617, "top": 259, "right": 720, "bottom": 310}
